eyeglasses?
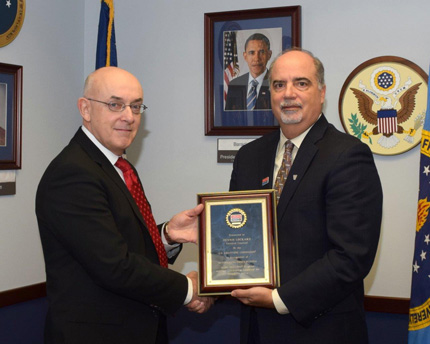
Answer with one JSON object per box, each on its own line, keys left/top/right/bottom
{"left": 85, "top": 98, "right": 148, "bottom": 114}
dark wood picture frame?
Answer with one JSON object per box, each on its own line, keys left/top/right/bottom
{"left": 0, "top": 63, "right": 22, "bottom": 169}
{"left": 198, "top": 190, "right": 279, "bottom": 296}
{"left": 204, "top": 6, "right": 301, "bottom": 136}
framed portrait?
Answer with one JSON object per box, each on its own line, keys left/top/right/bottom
{"left": 197, "top": 190, "right": 279, "bottom": 296}
{"left": 204, "top": 6, "right": 301, "bottom": 136}
{"left": 339, "top": 56, "right": 428, "bottom": 156}
{"left": 0, "top": 63, "right": 22, "bottom": 169}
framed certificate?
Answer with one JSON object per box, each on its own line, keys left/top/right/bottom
{"left": 197, "top": 190, "right": 279, "bottom": 296}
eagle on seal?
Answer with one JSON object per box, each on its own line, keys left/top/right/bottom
{"left": 350, "top": 82, "right": 421, "bottom": 148}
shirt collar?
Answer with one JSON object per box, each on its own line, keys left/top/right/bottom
{"left": 248, "top": 69, "right": 267, "bottom": 85}
{"left": 277, "top": 113, "right": 322, "bottom": 150}
{"left": 81, "top": 125, "right": 121, "bottom": 165}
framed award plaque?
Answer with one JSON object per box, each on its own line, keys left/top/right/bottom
{"left": 197, "top": 190, "right": 279, "bottom": 296}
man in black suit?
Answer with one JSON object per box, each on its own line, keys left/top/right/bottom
{"left": 229, "top": 48, "right": 382, "bottom": 343}
{"left": 36, "top": 67, "right": 212, "bottom": 344}
{"left": 225, "top": 33, "right": 272, "bottom": 112}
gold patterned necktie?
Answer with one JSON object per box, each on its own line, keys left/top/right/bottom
{"left": 274, "top": 141, "right": 294, "bottom": 203}
{"left": 115, "top": 157, "right": 168, "bottom": 268}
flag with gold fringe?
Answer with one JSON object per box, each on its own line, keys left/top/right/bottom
{"left": 409, "top": 67, "right": 430, "bottom": 343}
{"left": 96, "top": 0, "right": 117, "bottom": 69}
{"left": 223, "top": 31, "right": 239, "bottom": 104}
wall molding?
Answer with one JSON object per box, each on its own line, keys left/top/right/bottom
{"left": 0, "top": 282, "right": 46, "bottom": 308}
{"left": 364, "top": 295, "right": 410, "bottom": 314}
{"left": 0, "top": 282, "right": 411, "bottom": 314}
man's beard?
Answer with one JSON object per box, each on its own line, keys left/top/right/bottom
{"left": 279, "top": 101, "right": 302, "bottom": 124}
{"left": 280, "top": 113, "right": 302, "bottom": 124}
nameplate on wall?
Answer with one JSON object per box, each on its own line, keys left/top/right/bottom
{"left": 0, "top": 171, "right": 16, "bottom": 195}
{"left": 217, "top": 138, "right": 254, "bottom": 163}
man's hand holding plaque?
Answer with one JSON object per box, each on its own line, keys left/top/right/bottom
{"left": 231, "top": 287, "right": 275, "bottom": 308}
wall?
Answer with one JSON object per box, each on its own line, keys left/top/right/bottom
{"left": 0, "top": 0, "right": 84, "bottom": 291}
{"left": 84, "top": 0, "right": 430, "bottom": 299}
{"left": 1, "top": 0, "right": 430, "bottom": 303}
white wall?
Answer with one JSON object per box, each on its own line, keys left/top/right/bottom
{"left": 0, "top": 1, "right": 84, "bottom": 291}
{"left": 101, "top": 0, "right": 429, "bottom": 299}
{"left": 1, "top": 0, "right": 429, "bottom": 300}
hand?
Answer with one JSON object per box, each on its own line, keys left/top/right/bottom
{"left": 167, "top": 204, "right": 204, "bottom": 244}
{"left": 186, "top": 270, "right": 215, "bottom": 314}
{"left": 186, "top": 295, "right": 215, "bottom": 314}
{"left": 231, "top": 287, "right": 275, "bottom": 308}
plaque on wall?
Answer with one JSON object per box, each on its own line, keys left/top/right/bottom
{"left": 339, "top": 56, "right": 428, "bottom": 156}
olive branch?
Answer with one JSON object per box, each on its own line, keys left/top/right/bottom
{"left": 348, "top": 113, "right": 372, "bottom": 145}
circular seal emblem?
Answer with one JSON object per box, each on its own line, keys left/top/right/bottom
{"left": 0, "top": 0, "right": 26, "bottom": 48}
{"left": 339, "top": 56, "right": 428, "bottom": 156}
{"left": 226, "top": 208, "right": 247, "bottom": 229}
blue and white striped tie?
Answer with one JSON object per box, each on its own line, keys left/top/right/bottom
{"left": 247, "top": 79, "right": 258, "bottom": 110}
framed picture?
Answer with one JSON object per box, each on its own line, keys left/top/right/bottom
{"left": 197, "top": 190, "right": 279, "bottom": 296}
{"left": 204, "top": 6, "right": 301, "bottom": 136}
{"left": 0, "top": 63, "right": 22, "bottom": 169}
{"left": 339, "top": 56, "right": 428, "bottom": 156}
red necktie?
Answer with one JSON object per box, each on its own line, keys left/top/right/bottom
{"left": 115, "top": 157, "right": 168, "bottom": 268}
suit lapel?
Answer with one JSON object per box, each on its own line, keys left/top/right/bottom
{"left": 72, "top": 128, "right": 147, "bottom": 228}
{"left": 276, "top": 116, "right": 329, "bottom": 221}
{"left": 259, "top": 72, "right": 270, "bottom": 98}
{"left": 259, "top": 131, "right": 279, "bottom": 190}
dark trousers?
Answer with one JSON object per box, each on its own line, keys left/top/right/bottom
{"left": 155, "top": 315, "right": 168, "bottom": 344}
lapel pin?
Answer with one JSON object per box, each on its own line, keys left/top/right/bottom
{"left": 293, "top": 175, "right": 298, "bottom": 180}
{"left": 262, "top": 176, "right": 269, "bottom": 186}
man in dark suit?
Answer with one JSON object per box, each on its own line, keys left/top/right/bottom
{"left": 229, "top": 49, "right": 383, "bottom": 343}
{"left": 225, "top": 33, "right": 272, "bottom": 112}
{"left": 36, "top": 67, "right": 212, "bottom": 344}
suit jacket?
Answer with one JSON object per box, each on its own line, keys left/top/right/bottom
{"left": 36, "top": 128, "right": 188, "bottom": 344}
{"left": 230, "top": 115, "right": 382, "bottom": 344}
{"left": 225, "top": 72, "right": 271, "bottom": 111}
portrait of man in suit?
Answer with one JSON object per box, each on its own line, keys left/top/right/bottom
{"left": 229, "top": 48, "right": 382, "bottom": 344}
{"left": 225, "top": 33, "right": 272, "bottom": 111}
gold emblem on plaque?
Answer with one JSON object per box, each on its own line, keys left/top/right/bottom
{"left": 226, "top": 208, "right": 247, "bottom": 229}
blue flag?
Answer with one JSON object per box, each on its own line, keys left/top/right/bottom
{"left": 95, "top": 0, "right": 117, "bottom": 69}
{"left": 409, "top": 68, "right": 430, "bottom": 343}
